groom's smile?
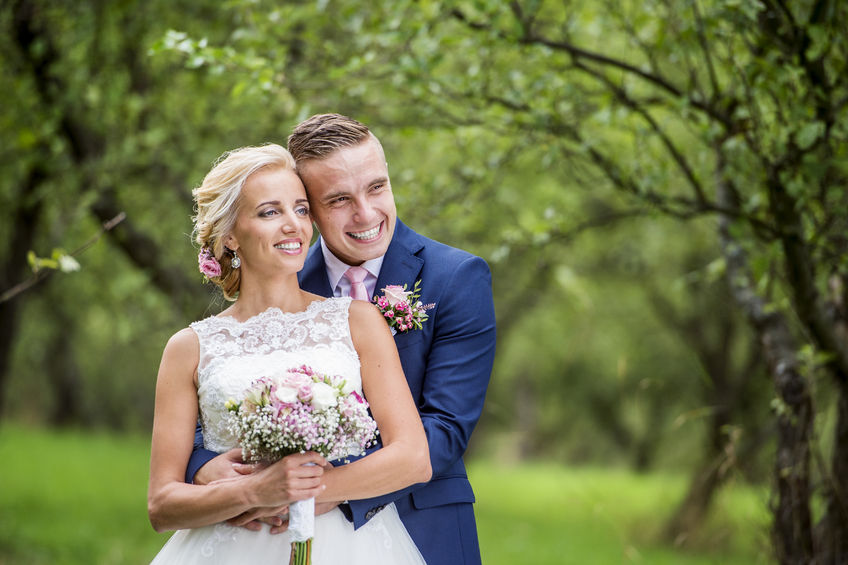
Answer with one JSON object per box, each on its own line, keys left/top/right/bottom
{"left": 347, "top": 222, "right": 383, "bottom": 242}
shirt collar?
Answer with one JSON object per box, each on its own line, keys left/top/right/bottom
{"left": 320, "top": 237, "right": 385, "bottom": 292}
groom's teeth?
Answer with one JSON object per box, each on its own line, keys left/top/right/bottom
{"left": 274, "top": 242, "right": 300, "bottom": 250}
{"left": 348, "top": 225, "right": 380, "bottom": 240}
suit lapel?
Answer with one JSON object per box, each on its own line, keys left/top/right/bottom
{"left": 374, "top": 221, "right": 425, "bottom": 294}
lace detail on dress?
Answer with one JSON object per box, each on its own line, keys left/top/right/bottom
{"left": 199, "top": 524, "right": 240, "bottom": 557}
{"left": 189, "top": 298, "right": 360, "bottom": 453}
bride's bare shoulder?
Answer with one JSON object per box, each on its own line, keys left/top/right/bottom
{"left": 347, "top": 300, "right": 391, "bottom": 340}
{"left": 161, "top": 327, "right": 200, "bottom": 364}
{"left": 347, "top": 299, "right": 381, "bottom": 321}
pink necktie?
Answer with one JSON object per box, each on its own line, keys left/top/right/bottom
{"left": 343, "top": 266, "right": 370, "bottom": 301}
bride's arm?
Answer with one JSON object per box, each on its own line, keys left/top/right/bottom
{"left": 147, "top": 328, "right": 326, "bottom": 532}
{"left": 317, "top": 301, "right": 432, "bottom": 503}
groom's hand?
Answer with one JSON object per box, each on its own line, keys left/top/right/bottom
{"left": 193, "top": 448, "right": 254, "bottom": 485}
{"left": 227, "top": 505, "right": 289, "bottom": 532}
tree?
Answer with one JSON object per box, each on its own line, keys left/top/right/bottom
{"left": 407, "top": 1, "right": 848, "bottom": 561}
{"left": 0, "top": 0, "right": 230, "bottom": 422}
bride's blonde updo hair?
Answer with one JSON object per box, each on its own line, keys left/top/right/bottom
{"left": 192, "top": 143, "right": 297, "bottom": 300}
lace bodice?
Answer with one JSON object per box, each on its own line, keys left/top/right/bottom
{"left": 190, "top": 298, "right": 360, "bottom": 453}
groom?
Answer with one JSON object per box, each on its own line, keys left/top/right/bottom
{"left": 187, "top": 113, "right": 496, "bottom": 564}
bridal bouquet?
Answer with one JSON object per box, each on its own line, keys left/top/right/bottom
{"left": 225, "top": 365, "right": 379, "bottom": 565}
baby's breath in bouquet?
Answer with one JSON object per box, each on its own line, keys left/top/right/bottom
{"left": 225, "top": 365, "right": 379, "bottom": 565}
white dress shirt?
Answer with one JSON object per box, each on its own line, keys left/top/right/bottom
{"left": 320, "top": 238, "right": 385, "bottom": 299}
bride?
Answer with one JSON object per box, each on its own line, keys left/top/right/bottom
{"left": 147, "top": 143, "right": 430, "bottom": 563}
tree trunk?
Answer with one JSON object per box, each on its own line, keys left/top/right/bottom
{"left": 815, "top": 381, "right": 848, "bottom": 564}
{"left": 0, "top": 160, "right": 47, "bottom": 418}
{"left": 665, "top": 452, "right": 724, "bottom": 546}
{"left": 650, "top": 268, "right": 765, "bottom": 540}
{"left": 716, "top": 157, "right": 814, "bottom": 564}
{"left": 516, "top": 373, "right": 537, "bottom": 460}
{"left": 814, "top": 273, "right": 848, "bottom": 562}
{"left": 769, "top": 357, "right": 814, "bottom": 564}
{"left": 45, "top": 297, "right": 85, "bottom": 427}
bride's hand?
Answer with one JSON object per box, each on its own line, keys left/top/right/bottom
{"left": 246, "top": 452, "right": 328, "bottom": 508}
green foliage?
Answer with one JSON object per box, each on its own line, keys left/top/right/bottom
{"left": 4, "top": 4, "right": 848, "bottom": 554}
{"left": 0, "top": 0, "right": 787, "bottom": 470}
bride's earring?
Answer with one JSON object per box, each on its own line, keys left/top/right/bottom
{"left": 231, "top": 249, "right": 241, "bottom": 269}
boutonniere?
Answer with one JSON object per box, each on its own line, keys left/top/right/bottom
{"left": 373, "top": 280, "right": 434, "bottom": 334}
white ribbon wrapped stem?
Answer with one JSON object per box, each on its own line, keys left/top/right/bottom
{"left": 287, "top": 461, "right": 317, "bottom": 542}
{"left": 288, "top": 498, "right": 315, "bottom": 542}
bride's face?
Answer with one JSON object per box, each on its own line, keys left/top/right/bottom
{"left": 226, "top": 166, "right": 313, "bottom": 276}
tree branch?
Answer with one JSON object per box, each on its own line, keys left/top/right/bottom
{"left": 569, "top": 57, "right": 710, "bottom": 206}
{"left": 765, "top": 167, "right": 848, "bottom": 382}
{"left": 692, "top": 0, "right": 722, "bottom": 100}
{"left": 453, "top": 6, "right": 740, "bottom": 129}
{"left": 0, "top": 213, "right": 126, "bottom": 304}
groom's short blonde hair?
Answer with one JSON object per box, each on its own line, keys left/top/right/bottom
{"left": 287, "top": 113, "right": 373, "bottom": 163}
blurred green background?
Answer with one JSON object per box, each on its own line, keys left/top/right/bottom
{"left": 2, "top": 1, "right": 847, "bottom": 563}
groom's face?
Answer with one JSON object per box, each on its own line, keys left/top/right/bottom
{"left": 298, "top": 136, "right": 397, "bottom": 266}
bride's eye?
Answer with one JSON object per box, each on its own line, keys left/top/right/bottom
{"left": 259, "top": 208, "right": 279, "bottom": 217}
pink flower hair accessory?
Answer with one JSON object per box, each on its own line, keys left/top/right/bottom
{"left": 198, "top": 247, "right": 222, "bottom": 278}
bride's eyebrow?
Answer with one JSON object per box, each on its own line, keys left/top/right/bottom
{"left": 255, "top": 200, "right": 281, "bottom": 209}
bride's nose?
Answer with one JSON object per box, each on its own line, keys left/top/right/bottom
{"left": 281, "top": 212, "right": 299, "bottom": 233}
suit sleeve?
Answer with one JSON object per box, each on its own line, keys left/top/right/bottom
{"left": 345, "top": 255, "right": 496, "bottom": 526}
{"left": 185, "top": 421, "right": 220, "bottom": 483}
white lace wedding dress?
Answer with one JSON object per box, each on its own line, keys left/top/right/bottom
{"left": 150, "top": 297, "right": 425, "bottom": 564}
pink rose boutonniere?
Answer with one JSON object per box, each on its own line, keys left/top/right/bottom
{"left": 373, "top": 280, "right": 434, "bottom": 333}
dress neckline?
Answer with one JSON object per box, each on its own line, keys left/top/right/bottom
{"left": 214, "top": 298, "right": 333, "bottom": 325}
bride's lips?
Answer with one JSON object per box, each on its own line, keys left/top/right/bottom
{"left": 346, "top": 222, "right": 383, "bottom": 243}
{"left": 273, "top": 239, "right": 303, "bottom": 254}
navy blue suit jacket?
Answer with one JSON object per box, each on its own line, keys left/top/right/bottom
{"left": 187, "top": 220, "right": 496, "bottom": 564}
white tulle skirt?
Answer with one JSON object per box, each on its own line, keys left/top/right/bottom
{"left": 150, "top": 503, "right": 424, "bottom": 564}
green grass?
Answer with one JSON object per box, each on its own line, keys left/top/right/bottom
{"left": 0, "top": 425, "right": 169, "bottom": 565}
{"left": 471, "top": 463, "right": 772, "bottom": 564}
{"left": 0, "top": 425, "right": 772, "bottom": 564}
